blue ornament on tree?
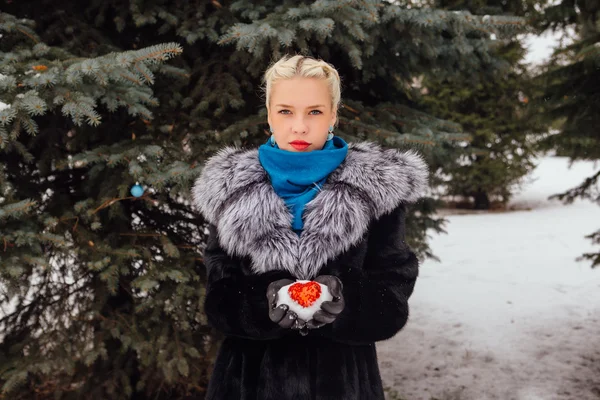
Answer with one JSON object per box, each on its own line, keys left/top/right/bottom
{"left": 130, "top": 183, "right": 144, "bottom": 198}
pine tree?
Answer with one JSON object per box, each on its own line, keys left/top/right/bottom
{"left": 420, "top": 42, "right": 543, "bottom": 209}
{"left": 1, "top": 1, "right": 529, "bottom": 398}
{"left": 0, "top": 12, "right": 208, "bottom": 400}
{"left": 529, "top": 1, "right": 600, "bottom": 267}
{"left": 418, "top": 0, "right": 547, "bottom": 210}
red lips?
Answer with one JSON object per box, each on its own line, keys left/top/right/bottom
{"left": 290, "top": 140, "right": 311, "bottom": 150}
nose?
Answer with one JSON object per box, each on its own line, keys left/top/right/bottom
{"left": 292, "top": 116, "right": 308, "bottom": 135}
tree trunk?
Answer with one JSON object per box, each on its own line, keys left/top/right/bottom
{"left": 473, "top": 188, "right": 490, "bottom": 210}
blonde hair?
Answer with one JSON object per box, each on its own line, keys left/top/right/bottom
{"left": 262, "top": 54, "right": 342, "bottom": 121}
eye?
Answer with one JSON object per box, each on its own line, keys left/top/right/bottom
{"left": 310, "top": 110, "right": 322, "bottom": 115}
{"left": 278, "top": 109, "right": 291, "bottom": 114}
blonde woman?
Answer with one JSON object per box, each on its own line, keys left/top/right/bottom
{"left": 192, "top": 54, "right": 429, "bottom": 400}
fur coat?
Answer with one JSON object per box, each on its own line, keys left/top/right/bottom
{"left": 191, "top": 141, "right": 429, "bottom": 400}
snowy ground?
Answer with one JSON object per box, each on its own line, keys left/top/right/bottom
{"left": 378, "top": 154, "right": 600, "bottom": 400}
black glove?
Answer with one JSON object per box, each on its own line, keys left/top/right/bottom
{"left": 266, "top": 278, "right": 306, "bottom": 330}
{"left": 306, "top": 275, "right": 345, "bottom": 330}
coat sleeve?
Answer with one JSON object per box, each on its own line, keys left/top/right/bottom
{"left": 311, "top": 202, "right": 419, "bottom": 345}
{"left": 203, "top": 223, "right": 296, "bottom": 340}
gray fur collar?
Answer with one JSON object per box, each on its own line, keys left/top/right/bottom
{"left": 192, "top": 141, "right": 429, "bottom": 279}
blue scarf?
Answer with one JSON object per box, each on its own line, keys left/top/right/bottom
{"left": 258, "top": 136, "right": 349, "bottom": 235}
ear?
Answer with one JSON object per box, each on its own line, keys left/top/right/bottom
{"left": 330, "top": 111, "right": 337, "bottom": 127}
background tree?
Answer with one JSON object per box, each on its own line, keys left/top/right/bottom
{"left": 0, "top": 1, "right": 529, "bottom": 398}
{"left": 419, "top": 0, "right": 548, "bottom": 210}
{"left": 529, "top": 0, "right": 600, "bottom": 267}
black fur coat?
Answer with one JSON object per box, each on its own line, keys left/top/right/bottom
{"left": 192, "top": 141, "right": 429, "bottom": 400}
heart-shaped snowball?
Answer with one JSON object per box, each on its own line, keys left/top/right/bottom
{"left": 276, "top": 280, "right": 333, "bottom": 322}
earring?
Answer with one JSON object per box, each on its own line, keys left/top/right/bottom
{"left": 326, "top": 125, "right": 334, "bottom": 141}
{"left": 268, "top": 126, "right": 276, "bottom": 145}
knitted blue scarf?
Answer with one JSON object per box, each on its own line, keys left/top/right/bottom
{"left": 258, "top": 136, "right": 349, "bottom": 235}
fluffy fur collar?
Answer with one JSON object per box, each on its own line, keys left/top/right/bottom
{"left": 192, "top": 141, "right": 429, "bottom": 280}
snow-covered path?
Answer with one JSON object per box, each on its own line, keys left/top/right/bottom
{"left": 378, "top": 155, "right": 600, "bottom": 400}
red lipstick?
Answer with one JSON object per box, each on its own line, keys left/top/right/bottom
{"left": 289, "top": 140, "right": 311, "bottom": 150}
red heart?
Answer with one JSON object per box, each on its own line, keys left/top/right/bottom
{"left": 288, "top": 281, "right": 322, "bottom": 308}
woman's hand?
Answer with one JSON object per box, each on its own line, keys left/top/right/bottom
{"left": 306, "top": 275, "right": 345, "bottom": 329}
{"left": 266, "top": 278, "right": 307, "bottom": 330}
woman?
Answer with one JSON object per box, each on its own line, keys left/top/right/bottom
{"left": 192, "top": 54, "right": 428, "bottom": 400}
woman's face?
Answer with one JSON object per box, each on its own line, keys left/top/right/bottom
{"left": 267, "top": 76, "right": 337, "bottom": 152}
